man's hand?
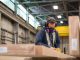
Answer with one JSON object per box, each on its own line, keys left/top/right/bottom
{"left": 50, "top": 47, "right": 61, "bottom": 52}
{"left": 55, "top": 48, "right": 61, "bottom": 52}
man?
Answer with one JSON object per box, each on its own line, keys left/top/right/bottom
{"left": 35, "top": 18, "right": 60, "bottom": 48}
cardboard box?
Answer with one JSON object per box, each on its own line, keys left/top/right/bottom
{"left": 0, "top": 44, "right": 35, "bottom": 56}
{"left": 0, "top": 56, "right": 76, "bottom": 60}
{"left": 0, "top": 44, "right": 76, "bottom": 60}
{"left": 68, "top": 16, "right": 80, "bottom": 56}
{"left": 0, "top": 56, "right": 32, "bottom": 60}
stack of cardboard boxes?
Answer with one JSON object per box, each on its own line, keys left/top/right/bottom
{"left": 0, "top": 44, "right": 76, "bottom": 60}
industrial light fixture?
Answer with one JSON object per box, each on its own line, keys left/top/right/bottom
{"left": 60, "top": 21, "right": 63, "bottom": 24}
{"left": 53, "top": 5, "right": 58, "bottom": 9}
{"left": 57, "top": 15, "right": 62, "bottom": 18}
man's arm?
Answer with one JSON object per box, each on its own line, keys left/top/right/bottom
{"left": 35, "top": 30, "right": 50, "bottom": 47}
{"left": 55, "top": 31, "right": 60, "bottom": 48}
{"left": 35, "top": 30, "right": 43, "bottom": 45}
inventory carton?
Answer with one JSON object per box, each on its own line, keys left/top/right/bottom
{"left": 0, "top": 44, "right": 76, "bottom": 60}
{"left": 68, "top": 16, "right": 80, "bottom": 56}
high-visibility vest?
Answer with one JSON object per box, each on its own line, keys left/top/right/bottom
{"left": 45, "top": 30, "right": 56, "bottom": 47}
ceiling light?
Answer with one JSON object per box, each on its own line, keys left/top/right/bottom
{"left": 60, "top": 21, "right": 63, "bottom": 24}
{"left": 53, "top": 5, "right": 58, "bottom": 9}
{"left": 57, "top": 15, "right": 62, "bottom": 18}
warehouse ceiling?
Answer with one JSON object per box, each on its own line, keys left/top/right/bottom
{"left": 17, "top": 0, "right": 79, "bottom": 26}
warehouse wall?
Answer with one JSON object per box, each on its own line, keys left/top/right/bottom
{"left": 30, "top": 32, "right": 36, "bottom": 43}
{"left": 0, "top": 2, "right": 36, "bottom": 44}
{"left": 18, "top": 26, "right": 26, "bottom": 44}
{"left": 2, "top": 16, "right": 13, "bottom": 32}
{"left": 1, "top": 16, "right": 14, "bottom": 44}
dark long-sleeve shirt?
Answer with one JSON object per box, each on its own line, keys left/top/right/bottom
{"left": 35, "top": 27, "right": 60, "bottom": 48}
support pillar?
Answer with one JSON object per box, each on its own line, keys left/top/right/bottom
{"left": 14, "top": 0, "right": 17, "bottom": 15}
{"left": 79, "top": 1, "right": 80, "bottom": 19}
{"left": 28, "top": 30, "right": 30, "bottom": 43}
{"left": 25, "top": 29, "right": 28, "bottom": 43}
{"left": 0, "top": 12, "right": 2, "bottom": 44}
{"left": 13, "top": 22, "right": 19, "bottom": 44}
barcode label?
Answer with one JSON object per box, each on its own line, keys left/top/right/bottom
{"left": 0, "top": 47, "right": 7, "bottom": 53}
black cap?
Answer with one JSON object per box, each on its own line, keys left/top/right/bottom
{"left": 45, "top": 19, "right": 57, "bottom": 27}
{"left": 47, "top": 18, "right": 57, "bottom": 24}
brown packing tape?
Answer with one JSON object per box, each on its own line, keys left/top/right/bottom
{"left": 35, "top": 45, "right": 43, "bottom": 56}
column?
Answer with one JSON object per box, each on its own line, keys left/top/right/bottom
{"left": 14, "top": 0, "right": 17, "bottom": 15}
{"left": 28, "top": 30, "right": 30, "bottom": 43}
{"left": 79, "top": 1, "right": 80, "bottom": 19}
{"left": 0, "top": 12, "right": 2, "bottom": 44}
{"left": 25, "top": 29, "right": 28, "bottom": 43}
{"left": 13, "top": 22, "right": 19, "bottom": 44}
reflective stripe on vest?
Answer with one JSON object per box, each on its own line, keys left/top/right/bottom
{"left": 45, "top": 30, "right": 56, "bottom": 47}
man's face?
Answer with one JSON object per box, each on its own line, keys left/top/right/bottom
{"left": 48, "top": 22, "right": 56, "bottom": 28}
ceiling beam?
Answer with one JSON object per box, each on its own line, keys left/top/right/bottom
{"left": 31, "top": 10, "right": 79, "bottom": 15}
{"left": 19, "top": 0, "right": 79, "bottom": 4}
{"left": 36, "top": 16, "right": 43, "bottom": 21}
{"left": 40, "top": 6, "right": 50, "bottom": 12}
{"left": 35, "top": 14, "right": 48, "bottom": 17}
{"left": 29, "top": 6, "right": 52, "bottom": 15}
{"left": 62, "top": 0, "right": 68, "bottom": 19}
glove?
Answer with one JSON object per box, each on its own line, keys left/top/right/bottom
{"left": 55, "top": 48, "right": 61, "bottom": 53}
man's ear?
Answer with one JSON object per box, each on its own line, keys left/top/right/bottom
{"left": 55, "top": 23, "right": 57, "bottom": 27}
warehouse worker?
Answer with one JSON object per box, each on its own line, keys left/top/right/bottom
{"left": 35, "top": 18, "right": 60, "bottom": 48}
